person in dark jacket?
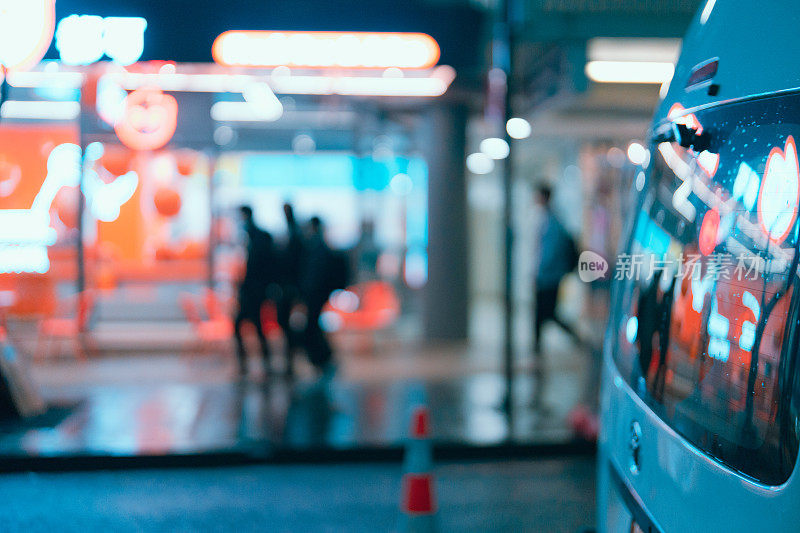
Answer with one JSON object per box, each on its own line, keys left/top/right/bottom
{"left": 276, "top": 203, "right": 304, "bottom": 377}
{"left": 234, "top": 206, "right": 276, "bottom": 376}
{"left": 532, "top": 185, "right": 581, "bottom": 355}
{"left": 301, "top": 216, "right": 335, "bottom": 373}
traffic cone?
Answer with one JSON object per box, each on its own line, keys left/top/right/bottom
{"left": 398, "top": 405, "right": 437, "bottom": 533}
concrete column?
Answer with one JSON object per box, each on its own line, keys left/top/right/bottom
{"left": 420, "top": 103, "right": 469, "bottom": 340}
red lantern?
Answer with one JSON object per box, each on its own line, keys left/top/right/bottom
{"left": 154, "top": 186, "right": 182, "bottom": 217}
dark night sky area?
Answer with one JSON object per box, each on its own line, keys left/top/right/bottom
{"left": 44, "top": 0, "right": 485, "bottom": 69}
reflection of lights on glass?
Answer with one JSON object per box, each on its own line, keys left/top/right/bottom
{"left": 585, "top": 61, "right": 674, "bottom": 84}
{"left": 506, "top": 117, "right": 531, "bottom": 139}
{"left": 626, "top": 316, "right": 638, "bottom": 344}
{"left": 627, "top": 142, "right": 649, "bottom": 166}
{"left": 606, "top": 147, "right": 625, "bottom": 168}
{"left": 466, "top": 152, "right": 494, "bottom": 175}
{"left": 635, "top": 171, "right": 646, "bottom": 191}
{"left": 700, "top": 0, "right": 717, "bottom": 24}
{"left": 698, "top": 208, "right": 720, "bottom": 256}
{"left": 696, "top": 150, "right": 719, "bottom": 177}
{"left": 672, "top": 179, "right": 695, "bottom": 222}
{"left": 707, "top": 298, "right": 730, "bottom": 362}
{"left": 390, "top": 173, "right": 413, "bottom": 196}
{"left": 732, "top": 162, "right": 759, "bottom": 211}
{"left": 758, "top": 135, "right": 799, "bottom": 245}
{"left": 659, "top": 78, "right": 671, "bottom": 99}
{"left": 691, "top": 276, "right": 713, "bottom": 313}
{"left": 480, "top": 137, "right": 509, "bottom": 160}
{"left": 739, "top": 290, "right": 760, "bottom": 352}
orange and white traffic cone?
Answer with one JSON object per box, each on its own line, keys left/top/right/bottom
{"left": 398, "top": 405, "right": 437, "bottom": 533}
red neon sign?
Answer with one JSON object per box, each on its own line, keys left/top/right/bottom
{"left": 758, "top": 135, "right": 800, "bottom": 245}
{"left": 699, "top": 208, "right": 720, "bottom": 256}
{"left": 114, "top": 87, "right": 178, "bottom": 151}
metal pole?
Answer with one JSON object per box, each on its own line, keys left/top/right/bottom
{"left": 492, "top": 0, "right": 517, "bottom": 425}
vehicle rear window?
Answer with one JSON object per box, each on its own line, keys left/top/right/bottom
{"left": 613, "top": 93, "right": 800, "bottom": 485}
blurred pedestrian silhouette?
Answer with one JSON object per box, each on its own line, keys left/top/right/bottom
{"left": 532, "top": 185, "right": 581, "bottom": 355}
{"left": 276, "top": 203, "right": 304, "bottom": 377}
{"left": 301, "top": 216, "right": 349, "bottom": 375}
{"left": 234, "top": 206, "right": 277, "bottom": 376}
{"left": 353, "top": 219, "right": 380, "bottom": 282}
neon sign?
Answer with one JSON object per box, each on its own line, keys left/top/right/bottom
{"left": 758, "top": 135, "right": 799, "bottom": 245}
{"left": 738, "top": 291, "right": 759, "bottom": 352}
{"left": 0, "top": 1, "right": 55, "bottom": 72}
{"left": 698, "top": 208, "right": 720, "bottom": 256}
{"left": 707, "top": 297, "right": 730, "bottom": 362}
{"left": 212, "top": 31, "right": 440, "bottom": 69}
{"left": 0, "top": 143, "right": 139, "bottom": 274}
{"left": 0, "top": 144, "right": 79, "bottom": 274}
{"left": 81, "top": 143, "right": 139, "bottom": 223}
{"left": 55, "top": 15, "right": 146, "bottom": 66}
{"left": 114, "top": 87, "right": 178, "bottom": 151}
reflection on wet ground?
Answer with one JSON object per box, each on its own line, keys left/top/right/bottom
{"left": 0, "top": 340, "right": 593, "bottom": 460}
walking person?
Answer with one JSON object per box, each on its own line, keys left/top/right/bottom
{"left": 233, "top": 206, "right": 276, "bottom": 376}
{"left": 276, "top": 203, "right": 304, "bottom": 377}
{"left": 532, "top": 185, "right": 581, "bottom": 356}
{"left": 300, "top": 216, "right": 343, "bottom": 376}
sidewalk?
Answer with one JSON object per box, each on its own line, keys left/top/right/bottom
{"left": 0, "top": 330, "right": 596, "bottom": 468}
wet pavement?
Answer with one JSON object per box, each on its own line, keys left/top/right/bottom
{"left": 0, "top": 334, "right": 595, "bottom": 463}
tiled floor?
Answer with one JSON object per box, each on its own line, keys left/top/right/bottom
{"left": 0, "top": 326, "right": 596, "bottom": 461}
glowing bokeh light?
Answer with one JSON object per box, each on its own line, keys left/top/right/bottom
{"left": 506, "top": 117, "right": 531, "bottom": 139}
{"left": 466, "top": 152, "right": 494, "bottom": 175}
{"left": 585, "top": 60, "right": 674, "bottom": 84}
{"left": 56, "top": 15, "right": 146, "bottom": 66}
{"left": 480, "top": 137, "right": 510, "bottom": 160}
{"left": 213, "top": 31, "right": 440, "bottom": 69}
{"left": 626, "top": 142, "right": 648, "bottom": 166}
{"left": 758, "top": 135, "right": 800, "bottom": 245}
{"left": 0, "top": 1, "right": 56, "bottom": 72}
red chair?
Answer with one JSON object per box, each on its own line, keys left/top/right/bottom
{"left": 180, "top": 292, "right": 233, "bottom": 354}
{"left": 324, "top": 281, "right": 400, "bottom": 331}
{"left": 35, "top": 291, "right": 96, "bottom": 361}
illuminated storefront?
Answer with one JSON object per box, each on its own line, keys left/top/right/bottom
{"left": 0, "top": 17, "right": 459, "bottom": 345}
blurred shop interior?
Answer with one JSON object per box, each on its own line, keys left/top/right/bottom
{"left": 0, "top": 0, "right": 702, "bottom": 458}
